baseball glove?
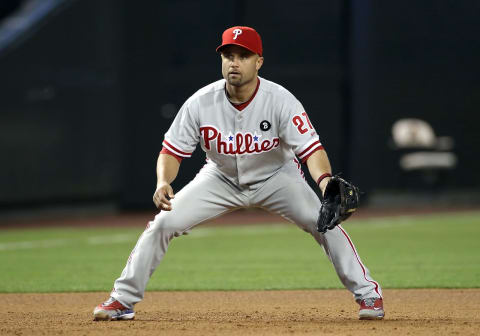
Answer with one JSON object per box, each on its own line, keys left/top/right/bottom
{"left": 317, "top": 175, "right": 360, "bottom": 233}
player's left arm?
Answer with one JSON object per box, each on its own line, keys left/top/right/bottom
{"left": 305, "top": 149, "right": 332, "bottom": 196}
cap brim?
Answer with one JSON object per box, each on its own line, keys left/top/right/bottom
{"left": 216, "top": 43, "right": 261, "bottom": 56}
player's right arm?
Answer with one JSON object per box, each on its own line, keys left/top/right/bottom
{"left": 154, "top": 97, "right": 200, "bottom": 210}
{"left": 153, "top": 153, "right": 180, "bottom": 211}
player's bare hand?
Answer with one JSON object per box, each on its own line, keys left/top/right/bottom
{"left": 153, "top": 183, "right": 175, "bottom": 211}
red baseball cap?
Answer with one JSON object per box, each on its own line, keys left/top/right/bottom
{"left": 216, "top": 26, "right": 263, "bottom": 56}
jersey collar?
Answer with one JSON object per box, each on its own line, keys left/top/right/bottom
{"left": 225, "top": 77, "right": 260, "bottom": 112}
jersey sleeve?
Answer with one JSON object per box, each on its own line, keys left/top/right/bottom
{"left": 279, "top": 98, "right": 323, "bottom": 163}
{"left": 162, "top": 101, "right": 199, "bottom": 158}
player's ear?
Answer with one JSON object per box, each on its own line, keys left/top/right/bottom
{"left": 256, "top": 56, "right": 264, "bottom": 71}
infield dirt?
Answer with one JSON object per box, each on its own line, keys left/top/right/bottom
{"left": 2, "top": 289, "right": 479, "bottom": 335}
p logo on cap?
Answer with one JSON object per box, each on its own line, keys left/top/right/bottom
{"left": 232, "top": 28, "right": 242, "bottom": 40}
{"left": 216, "top": 26, "right": 263, "bottom": 56}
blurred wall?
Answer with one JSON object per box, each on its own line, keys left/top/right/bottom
{"left": 0, "top": 0, "right": 125, "bottom": 207}
{"left": 0, "top": 1, "right": 22, "bottom": 20}
{"left": 349, "top": 1, "right": 480, "bottom": 192}
{"left": 0, "top": 0, "right": 478, "bottom": 210}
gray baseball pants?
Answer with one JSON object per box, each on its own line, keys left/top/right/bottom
{"left": 111, "top": 161, "right": 382, "bottom": 308}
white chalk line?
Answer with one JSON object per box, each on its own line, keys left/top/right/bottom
{"left": 0, "top": 213, "right": 447, "bottom": 252}
{"left": 0, "top": 234, "right": 134, "bottom": 251}
{"left": 0, "top": 225, "right": 293, "bottom": 251}
{"left": 0, "top": 238, "right": 72, "bottom": 251}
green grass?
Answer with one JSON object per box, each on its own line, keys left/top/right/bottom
{"left": 0, "top": 211, "right": 479, "bottom": 293}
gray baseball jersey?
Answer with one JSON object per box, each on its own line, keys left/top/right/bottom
{"left": 110, "top": 77, "right": 382, "bottom": 308}
{"left": 162, "top": 77, "right": 323, "bottom": 186}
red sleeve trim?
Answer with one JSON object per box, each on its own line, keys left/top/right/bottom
{"left": 298, "top": 140, "right": 322, "bottom": 158}
{"left": 300, "top": 146, "right": 324, "bottom": 163}
{"left": 160, "top": 147, "right": 183, "bottom": 163}
{"left": 162, "top": 140, "right": 192, "bottom": 158}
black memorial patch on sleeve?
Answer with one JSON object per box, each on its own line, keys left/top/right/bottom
{"left": 260, "top": 120, "right": 271, "bottom": 131}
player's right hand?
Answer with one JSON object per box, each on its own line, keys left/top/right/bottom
{"left": 153, "top": 182, "right": 175, "bottom": 211}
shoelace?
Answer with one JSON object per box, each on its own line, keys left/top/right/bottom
{"left": 363, "top": 298, "right": 377, "bottom": 307}
{"left": 102, "top": 297, "right": 116, "bottom": 306}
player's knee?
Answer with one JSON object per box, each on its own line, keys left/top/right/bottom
{"left": 157, "top": 222, "right": 180, "bottom": 237}
{"left": 294, "top": 213, "right": 318, "bottom": 234}
{"left": 151, "top": 214, "right": 184, "bottom": 238}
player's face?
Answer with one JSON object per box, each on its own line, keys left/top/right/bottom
{"left": 220, "top": 45, "right": 264, "bottom": 87}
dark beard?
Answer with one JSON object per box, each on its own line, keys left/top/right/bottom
{"left": 227, "top": 76, "right": 243, "bottom": 87}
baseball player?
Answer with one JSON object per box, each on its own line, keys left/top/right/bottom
{"left": 94, "top": 26, "right": 384, "bottom": 321}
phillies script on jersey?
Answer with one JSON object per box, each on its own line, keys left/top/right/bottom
{"left": 200, "top": 125, "right": 280, "bottom": 155}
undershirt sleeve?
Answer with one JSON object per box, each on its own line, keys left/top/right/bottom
{"left": 160, "top": 147, "right": 183, "bottom": 163}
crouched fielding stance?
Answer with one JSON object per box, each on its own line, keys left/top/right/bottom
{"left": 94, "top": 26, "right": 384, "bottom": 321}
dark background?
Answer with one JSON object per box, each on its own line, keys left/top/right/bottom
{"left": 0, "top": 0, "right": 479, "bottom": 214}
